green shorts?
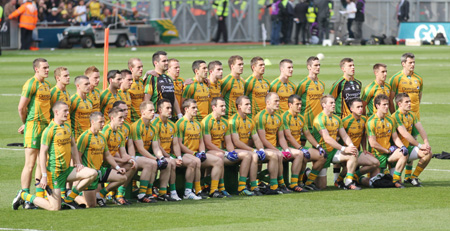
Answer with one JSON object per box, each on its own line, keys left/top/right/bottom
{"left": 323, "top": 149, "right": 338, "bottom": 168}
{"left": 48, "top": 166, "right": 74, "bottom": 190}
{"left": 375, "top": 153, "right": 389, "bottom": 169}
{"left": 87, "top": 167, "right": 111, "bottom": 190}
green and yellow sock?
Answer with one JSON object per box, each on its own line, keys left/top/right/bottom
{"left": 393, "top": 171, "right": 402, "bottom": 182}
{"left": 306, "top": 169, "right": 319, "bottom": 185}
{"left": 299, "top": 170, "right": 305, "bottom": 182}
{"left": 139, "top": 180, "right": 149, "bottom": 195}
{"left": 21, "top": 191, "right": 36, "bottom": 203}
{"left": 218, "top": 178, "right": 225, "bottom": 192}
{"left": 23, "top": 188, "right": 30, "bottom": 194}
{"left": 146, "top": 183, "right": 154, "bottom": 195}
{"left": 412, "top": 166, "right": 424, "bottom": 178}
{"left": 250, "top": 181, "right": 258, "bottom": 191}
{"left": 36, "top": 187, "right": 45, "bottom": 198}
{"left": 159, "top": 187, "right": 167, "bottom": 196}
{"left": 277, "top": 176, "right": 285, "bottom": 187}
{"left": 210, "top": 180, "right": 219, "bottom": 194}
{"left": 269, "top": 178, "right": 278, "bottom": 190}
{"left": 238, "top": 176, "right": 247, "bottom": 191}
{"left": 346, "top": 173, "right": 355, "bottom": 181}
{"left": 99, "top": 188, "right": 109, "bottom": 198}
{"left": 404, "top": 164, "right": 413, "bottom": 180}
{"left": 64, "top": 188, "right": 80, "bottom": 203}
{"left": 290, "top": 174, "right": 299, "bottom": 188}
{"left": 116, "top": 186, "right": 126, "bottom": 198}
{"left": 194, "top": 181, "right": 201, "bottom": 194}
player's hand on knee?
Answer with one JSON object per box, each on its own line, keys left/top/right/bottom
{"left": 157, "top": 156, "right": 169, "bottom": 169}
{"left": 389, "top": 145, "right": 398, "bottom": 154}
{"left": 301, "top": 148, "right": 310, "bottom": 159}
{"left": 400, "top": 146, "right": 408, "bottom": 156}
{"left": 195, "top": 152, "right": 207, "bottom": 162}
{"left": 254, "top": 149, "right": 266, "bottom": 161}
{"left": 282, "top": 149, "right": 292, "bottom": 160}
{"left": 75, "top": 163, "right": 84, "bottom": 172}
{"left": 225, "top": 150, "right": 238, "bottom": 162}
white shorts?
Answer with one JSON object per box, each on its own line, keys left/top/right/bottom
{"left": 408, "top": 146, "right": 420, "bottom": 161}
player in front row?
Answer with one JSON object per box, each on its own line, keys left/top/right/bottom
{"left": 131, "top": 101, "right": 171, "bottom": 203}
{"left": 392, "top": 93, "right": 432, "bottom": 186}
{"left": 13, "top": 101, "right": 98, "bottom": 211}
{"left": 202, "top": 97, "right": 254, "bottom": 196}
{"left": 311, "top": 95, "right": 361, "bottom": 190}
{"left": 270, "top": 59, "right": 297, "bottom": 113}
{"left": 366, "top": 94, "right": 409, "bottom": 188}
{"left": 77, "top": 112, "right": 128, "bottom": 207}
{"left": 229, "top": 96, "right": 279, "bottom": 195}
{"left": 245, "top": 56, "right": 270, "bottom": 118}
{"left": 177, "top": 99, "right": 225, "bottom": 198}
{"left": 281, "top": 94, "right": 326, "bottom": 191}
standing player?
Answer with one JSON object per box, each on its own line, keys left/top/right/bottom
{"left": 100, "top": 70, "right": 123, "bottom": 123}
{"left": 389, "top": 53, "right": 423, "bottom": 119}
{"left": 296, "top": 56, "right": 325, "bottom": 144}
{"left": 50, "top": 67, "right": 71, "bottom": 123}
{"left": 329, "top": 58, "right": 362, "bottom": 119}
{"left": 12, "top": 101, "right": 98, "bottom": 211}
{"left": 361, "top": 63, "right": 391, "bottom": 117}
{"left": 85, "top": 66, "right": 101, "bottom": 112}
{"left": 152, "top": 99, "right": 182, "bottom": 201}
{"left": 128, "top": 58, "right": 145, "bottom": 122}
{"left": 392, "top": 93, "right": 432, "bottom": 186}
{"left": 270, "top": 59, "right": 297, "bottom": 112}
{"left": 255, "top": 92, "right": 303, "bottom": 194}
{"left": 70, "top": 75, "right": 93, "bottom": 140}
{"left": 144, "top": 51, "right": 183, "bottom": 120}
{"left": 17, "top": 58, "right": 51, "bottom": 208}
{"left": 366, "top": 94, "right": 409, "bottom": 187}
{"left": 221, "top": 55, "right": 245, "bottom": 119}
{"left": 202, "top": 97, "right": 254, "bottom": 196}
{"left": 183, "top": 60, "right": 210, "bottom": 121}
{"left": 339, "top": 99, "right": 380, "bottom": 187}
{"left": 131, "top": 101, "right": 171, "bottom": 203}
{"left": 208, "top": 61, "right": 223, "bottom": 100}
{"left": 244, "top": 56, "right": 270, "bottom": 118}
{"left": 118, "top": 69, "right": 133, "bottom": 123}
{"left": 167, "top": 58, "right": 185, "bottom": 109}
{"left": 310, "top": 95, "right": 361, "bottom": 190}
{"left": 228, "top": 96, "right": 279, "bottom": 195}
{"left": 77, "top": 112, "right": 128, "bottom": 207}
{"left": 177, "top": 99, "right": 224, "bottom": 198}
{"left": 281, "top": 94, "right": 326, "bottom": 191}
{"left": 102, "top": 107, "right": 137, "bottom": 205}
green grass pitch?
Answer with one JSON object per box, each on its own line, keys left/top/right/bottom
{"left": 1, "top": 44, "right": 450, "bottom": 230}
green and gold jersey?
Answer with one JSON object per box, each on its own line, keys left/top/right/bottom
{"left": 329, "top": 76, "right": 362, "bottom": 118}
{"left": 77, "top": 129, "right": 108, "bottom": 170}
{"left": 228, "top": 113, "right": 257, "bottom": 145}
{"left": 245, "top": 75, "right": 270, "bottom": 117}
{"left": 209, "top": 80, "right": 222, "bottom": 100}
{"left": 131, "top": 118, "right": 157, "bottom": 155}
{"left": 173, "top": 77, "right": 185, "bottom": 108}
{"left": 392, "top": 110, "right": 417, "bottom": 147}
{"left": 342, "top": 114, "right": 367, "bottom": 148}
{"left": 183, "top": 78, "right": 210, "bottom": 121}
{"left": 87, "top": 87, "right": 101, "bottom": 112}
{"left": 296, "top": 77, "right": 325, "bottom": 128}
{"left": 221, "top": 74, "right": 245, "bottom": 120}
{"left": 102, "top": 123, "right": 125, "bottom": 157}
{"left": 70, "top": 93, "right": 93, "bottom": 140}
{"left": 100, "top": 88, "right": 121, "bottom": 123}
{"left": 50, "top": 86, "right": 71, "bottom": 122}
{"left": 41, "top": 120, "right": 72, "bottom": 175}
{"left": 152, "top": 117, "right": 177, "bottom": 154}
{"left": 270, "top": 78, "right": 297, "bottom": 112}
{"left": 361, "top": 80, "right": 391, "bottom": 117}
{"left": 312, "top": 112, "right": 343, "bottom": 152}
{"left": 21, "top": 76, "right": 51, "bottom": 124}
{"left": 255, "top": 109, "right": 283, "bottom": 147}
{"left": 201, "top": 113, "right": 230, "bottom": 149}
{"left": 129, "top": 78, "right": 145, "bottom": 122}
{"left": 119, "top": 121, "right": 131, "bottom": 143}
{"left": 366, "top": 114, "right": 397, "bottom": 155}
{"left": 389, "top": 71, "right": 423, "bottom": 119}
{"left": 281, "top": 110, "right": 308, "bottom": 146}
{"left": 175, "top": 117, "right": 203, "bottom": 152}
{"left": 118, "top": 89, "right": 132, "bottom": 123}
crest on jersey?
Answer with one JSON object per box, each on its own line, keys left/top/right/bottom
{"left": 415, "top": 80, "right": 418, "bottom": 84}
{"left": 417, "top": 86, "right": 420, "bottom": 90}
{"left": 247, "top": 124, "right": 251, "bottom": 129}
{"left": 222, "top": 125, "right": 226, "bottom": 130}
{"left": 169, "top": 128, "right": 173, "bottom": 133}
{"left": 196, "top": 125, "right": 200, "bottom": 130}
{"left": 264, "top": 84, "right": 268, "bottom": 88}
{"left": 335, "top": 121, "right": 338, "bottom": 125}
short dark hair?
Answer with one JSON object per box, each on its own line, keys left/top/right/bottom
{"left": 90, "top": 111, "right": 104, "bottom": 122}
{"left": 306, "top": 56, "right": 319, "bottom": 66}
{"left": 348, "top": 98, "right": 363, "bottom": 108}
{"left": 107, "top": 70, "right": 120, "bottom": 83}
{"left": 52, "top": 101, "right": 67, "bottom": 113}
{"left": 182, "top": 99, "right": 196, "bottom": 111}
{"left": 279, "top": 59, "right": 293, "bottom": 68}
{"left": 288, "top": 94, "right": 302, "bottom": 105}
{"left": 320, "top": 95, "right": 334, "bottom": 108}
{"left": 250, "top": 56, "right": 264, "bottom": 71}
{"left": 235, "top": 95, "right": 249, "bottom": 109}
{"left": 228, "top": 55, "right": 243, "bottom": 69}
{"left": 211, "top": 97, "right": 225, "bottom": 108}
{"left": 192, "top": 60, "right": 206, "bottom": 73}
{"left": 374, "top": 94, "right": 389, "bottom": 108}
{"left": 157, "top": 98, "right": 172, "bottom": 112}
{"left": 108, "top": 107, "right": 123, "bottom": 119}
{"left": 113, "top": 100, "right": 126, "bottom": 108}
{"left": 395, "top": 93, "right": 410, "bottom": 106}
{"left": 120, "top": 69, "right": 132, "bottom": 77}
{"left": 401, "top": 53, "right": 415, "bottom": 64}
{"left": 54, "top": 67, "right": 68, "bottom": 80}
{"left": 33, "top": 58, "right": 47, "bottom": 71}
{"left": 152, "top": 51, "right": 167, "bottom": 66}
{"left": 208, "top": 61, "right": 222, "bottom": 72}
{"left": 340, "top": 58, "right": 354, "bottom": 68}
{"left": 373, "top": 63, "right": 387, "bottom": 71}
{"left": 74, "top": 75, "right": 89, "bottom": 85}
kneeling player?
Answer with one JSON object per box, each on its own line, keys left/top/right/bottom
{"left": 367, "top": 94, "right": 409, "bottom": 188}
{"left": 177, "top": 99, "right": 225, "bottom": 199}
{"left": 393, "top": 93, "right": 432, "bottom": 187}
{"left": 77, "top": 112, "right": 128, "bottom": 207}
{"left": 202, "top": 97, "right": 254, "bottom": 196}
{"left": 229, "top": 96, "right": 280, "bottom": 195}
{"left": 13, "top": 102, "right": 98, "bottom": 210}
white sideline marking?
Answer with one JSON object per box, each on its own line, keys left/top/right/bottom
{"left": 0, "top": 228, "right": 45, "bottom": 231}
{"left": 422, "top": 102, "right": 450, "bottom": 105}
{"left": 0, "top": 147, "right": 23, "bottom": 151}
{"left": 0, "top": 94, "right": 21, "bottom": 97}
{"left": 427, "top": 169, "right": 450, "bottom": 172}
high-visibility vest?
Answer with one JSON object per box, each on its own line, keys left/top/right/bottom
{"left": 306, "top": 6, "right": 316, "bottom": 23}
{"left": 216, "top": 0, "right": 229, "bottom": 17}
{"left": 8, "top": 2, "right": 38, "bottom": 30}
{"left": 328, "top": 2, "right": 334, "bottom": 17}
{"left": 0, "top": 6, "right": 3, "bottom": 23}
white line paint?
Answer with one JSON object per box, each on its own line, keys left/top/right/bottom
{"left": 422, "top": 102, "right": 450, "bottom": 105}
{"left": 427, "top": 169, "right": 450, "bottom": 172}
{"left": 0, "top": 94, "right": 21, "bottom": 97}
{"left": 0, "top": 147, "right": 23, "bottom": 151}
{"left": 0, "top": 228, "right": 45, "bottom": 231}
